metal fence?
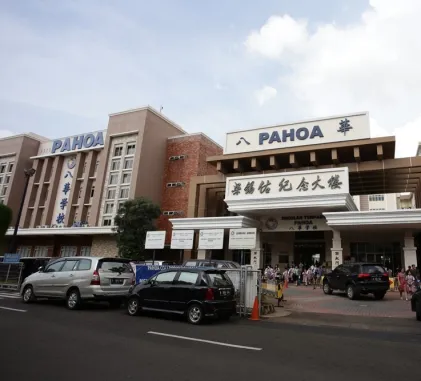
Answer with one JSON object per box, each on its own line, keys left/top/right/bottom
{"left": 0, "top": 263, "right": 23, "bottom": 291}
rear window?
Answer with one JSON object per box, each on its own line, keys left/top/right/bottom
{"left": 207, "top": 272, "right": 232, "bottom": 287}
{"left": 361, "top": 265, "right": 385, "bottom": 274}
{"left": 184, "top": 261, "right": 197, "bottom": 267}
{"left": 98, "top": 260, "right": 133, "bottom": 273}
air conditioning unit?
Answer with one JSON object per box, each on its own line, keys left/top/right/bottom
{"left": 169, "top": 155, "right": 187, "bottom": 161}
{"left": 162, "top": 211, "right": 183, "bottom": 216}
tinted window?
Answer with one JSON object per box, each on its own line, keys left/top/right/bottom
{"left": 99, "top": 260, "right": 133, "bottom": 273}
{"left": 207, "top": 272, "right": 232, "bottom": 287}
{"left": 154, "top": 271, "right": 177, "bottom": 284}
{"left": 351, "top": 265, "right": 360, "bottom": 273}
{"left": 62, "top": 260, "right": 78, "bottom": 272}
{"left": 177, "top": 272, "right": 199, "bottom": 285}
{"left": 184, "top": 261, "right": 198, "bottom": 267}
{"left": 45, "top": 261, "right": 64, "bottom": 273}
{"left": 77, "top": 259, "right": 92, "bottom": 271}
{"left": 362, "top": 265, "right": 385, "bottom": 274}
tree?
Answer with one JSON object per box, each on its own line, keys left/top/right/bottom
{"left": 114, "top": 197, "right": 161, "bottom": 260}
{"left": 0, "top": 204, "right": 12, "bottom": 248}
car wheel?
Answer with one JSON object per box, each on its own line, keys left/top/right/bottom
{"left": 22, "top": 285, "right": 36, "bottom": 303}
{"left": 416, "top": 301, "right": 421, "bottom": 322}
{"left": 187, "top": 304, "right": 204, "bottom": 325}
{"left": 66, "top": 289, "right": 81, "bottom": 310}
{"left": 323, "top": 281, "right": 333, "bottom": 295}
{"left": 127, "top": 296, "right": 141, "bottom": 316}
{"left": 346, "top": 285, "right": 358, "bottom": 300}
{"left": 109, "top": 299, "right": 122, "bottom": 309}
{"left": 373, "top": 291, "right": 386, "bottom": 300}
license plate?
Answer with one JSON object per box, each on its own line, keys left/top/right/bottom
{"left": 111, "top": 278, "right": 124, "bottom": 285}
{"left": 372, "top": 277, "right": 381, "bottom": 281}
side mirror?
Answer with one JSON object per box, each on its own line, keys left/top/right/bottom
{"left": 38, "top": 266, "right": 44, "bottom": 272}
{"left": 149, "top": 280, "right": 156, "bottom": 286}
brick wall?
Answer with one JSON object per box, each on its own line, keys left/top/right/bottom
{"left": 157, "top": 134, "right": 222, "bottom": 243}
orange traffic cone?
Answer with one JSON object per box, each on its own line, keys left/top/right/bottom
{"left": 249, "top": 295, "right": 260, "bottom": 321}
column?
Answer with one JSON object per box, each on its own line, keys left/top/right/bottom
{"left": 331, "top": 229, "right": 343, "bottom": 269}
{"left": 403, "top": 231, "right": 417, "bottom": 268}
{"left": 250, "top": 230, "right": 263, "bottom": 270}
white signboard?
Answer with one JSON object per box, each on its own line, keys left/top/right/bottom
{"left": 198, "top": 229, "right": 224, "bottom": 250}
{"left": 145, "top": 231, "right": 166, "bottom": 249}
{"left": 225, "top": 112, "right": 370, "bottom": 154}
{"left": 229, "top": 228, "right": 257, "bottom": 250}
{"left": 225, "top": 168, "right": 349, "bottom": 202}
{"left": 171, "top": 230, "right": 194, "bottom": 250}
{"left": 261, "top": 216, "right": 331, "bottom": 232}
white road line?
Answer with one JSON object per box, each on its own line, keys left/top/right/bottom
{"left": 0, "top": 306, "right": 27, "bottom": 313}
{"left": 147, "top": 331, "right": 262, "bottom": 351}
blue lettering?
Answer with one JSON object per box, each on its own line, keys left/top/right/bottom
{"left": 282, "top": 129, "right": 295, "bottom": 142}
{"left": 296, "top": 127, "right": 309, "bottom": 140}
{"left": 83, "top": 134, "right": 95, "bottom": 148}
{"left": 61, "top": 138, "right": 71, "bottom": 152}
{"left": 72, "top": 135, "right": 83, "bottom": 151}
{"left": 259, "top": 132, "right": 270, "bottom": 145}
{"left": 51, "top": 140, "right": 62, "bottom": 154}
{"left": 310, "top": 125, "right": 324, "bottom": 139}
{"left": 93, "top": 131, "right": 104, "bottom": 147}
{"left": 268, "top": 131, "right": 281, "bottom": 144}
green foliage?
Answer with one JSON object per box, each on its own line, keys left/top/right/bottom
{"left": 114, "top": 197, "right": 161, "bottom": 260}
{"left": 0, "top": 204, "right": 12, "bottom": 244}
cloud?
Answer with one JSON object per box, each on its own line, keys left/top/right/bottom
{"left": 255, "top": 86, "right": 277, "bottom": 106}
{"left": 245, "top": 0, "right": 421, "bottom": 157}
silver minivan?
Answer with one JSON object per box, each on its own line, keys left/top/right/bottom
{"left": 20, "top": 257, "right": 135, "bottom": 310}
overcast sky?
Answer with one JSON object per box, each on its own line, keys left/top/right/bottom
{"left": 1, "top": 0, "right": 421, "bottom": 157}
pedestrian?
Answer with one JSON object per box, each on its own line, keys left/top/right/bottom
{"left": 406, "top": 271, "right": 416, "bottom": 298}
{"left": 306, "top": 267, "right": 313, "bottom": 286}
{"left": 397, "top": 268, "right": 408, "bottom": 300}
{"left": 303, "top": 267, "right": 308, "bottom": 286}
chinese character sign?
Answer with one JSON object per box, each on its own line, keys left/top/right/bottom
{"left": 225, "top": 168, "right": 349, "bottom": 200}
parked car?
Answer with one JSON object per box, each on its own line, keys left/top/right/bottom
{"left": 411, "top": 285, "right": 421, "bottom": 321}
{"left": 126, "top": 268, "right": 236, "bottom": 324}
{"left": 20, "top": 257, "right": 135, "bottom": 309}
{"left": 323, "top": 263, "right": 390, "bottom": 300}
{"left": 183, "top": 259, "right": 240, "bottom": 269}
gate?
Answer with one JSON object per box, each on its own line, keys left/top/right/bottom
{"left": 0, "top": 263, "right": 24, "bottom": 291}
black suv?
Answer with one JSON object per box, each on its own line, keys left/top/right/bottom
{"left": 411, "top": 286, "right": 421, "bottom": 321}
{"left": 323, "top": 263, "right": 390, "bottom": 300}
{"left": 126, "top": 268, "right": 236, "bottom": 324}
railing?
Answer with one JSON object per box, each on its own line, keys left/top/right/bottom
{"left": 0, "top": 263, "right": 23, "bottom": 291}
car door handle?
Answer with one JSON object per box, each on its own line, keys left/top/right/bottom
{"left": 69, "top": 274, "right": 74, "bottom": 277}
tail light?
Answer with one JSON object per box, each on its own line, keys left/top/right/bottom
{"left": 91, "top": 270, "right": 100, "bottom": 285}
{"left": 205, "top": 288, "right": 214, "bottom": 301}
{"left": 383, "top": 273, "right": 389, "bottom": 277}
{"left": 358, "top": 273, "right": 370, "bottom": 279}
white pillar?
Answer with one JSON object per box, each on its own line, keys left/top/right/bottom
{"left": 403, "top": 231, "right": 417, "bottom": 268}
{"left": 331, "top": 229, "right": 343, "bottom": 269}
{"left": 197, "top": 250, "right": 206, "bottom": 260}
{"left": 250, "top": 230, "right": 263, "bottom": 270}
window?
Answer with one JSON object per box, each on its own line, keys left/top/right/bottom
{"left": 104, "top": 202, "right": 114, "bottom": 214}
{"left": 1, "top": 187, "right": 7, "bottom": 196}
{"left": 46, "top": 261, "right": 65, "bottom": 273}
{"left": 98, "top": 260, "right": 133, "bottom": 273}
{"left": 80, "top": 246, "right": 91, "bottom": 256}
{"left": 103, "top": 218, "right": 112, "bottom": 226}
{"left": 5, "top": 175, "right": 10, "bottom": 184}
{"left": 176, "top": 272, "right": 199, "bottom": 285}
{"left": 207, "top": 272, "right": 232, "bottom": 287}
{"left": 113, "top": 145, "right": 123, "bottom": 157}
{"left": 107, "top": 189, "right": 116, "bottom": 200}
{"left": 109, "top": 174, "right": 118, "bottom": 185}
{"left": 117, "top": 201, "right": 125, "bottom": 211}
{"left": 121, "top": 172, "right": 131, "bottom": 184}
{"left": 60, "top": 246, "right": 77, "bottom": 257}
{"left": 62, "top": 260, "right": 78, "bottom": 272}
{"left": 153, "top": 271, "right": 177, "bottom": 284}
{"left": 90, "top": 185, "right": 95, "bottom": 198}
{"left": 34, "top": 246, "right": 49, "bottom": 257}
{"left": 7, "top": 163, "right": 13, "bottom": 172}
{"left": 0, "top": 177, "right": 3, "bottom": 184}
{"left": 369, "top": 194, "right": 384, "bottom": 202}
{"left": 124, "top": 158, "right": 133, "bottom": 170}
{"left": 119, "top": 187, "right": 129, "bottom": 199}
{"left": 0, "top": 164, "right": 5, "bottom": 173}
{"left": 76, "top": 259, "right": 92, "bottom": 271}
{"left": 126, "top": 143, "right": 136, "bottom": 155}
{"left": 111, "top": 159, "right": 120, "bottom": 171}
{"left": 17, "top": 246, "right": 32, "bottom": 257}
{"left": 0, "top": 198, "right": 4, "bottom": 204}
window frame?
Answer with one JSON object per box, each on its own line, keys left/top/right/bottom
{"left": 45, "top": 260, "right": 65, "bottom": 273}
{"left": 109, "top": 174, "right": 118, "bottom": 185}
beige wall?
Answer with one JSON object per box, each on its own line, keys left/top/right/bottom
{"left": 91, "top": 236, "right": 118, "bottom": 257}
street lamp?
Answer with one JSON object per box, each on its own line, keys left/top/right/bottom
{"left": 8, "top": 168, "right": 36, "bottom": 253}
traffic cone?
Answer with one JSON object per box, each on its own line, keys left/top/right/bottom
{"left": 249, "top": 295, "right": 260, "bottom": 321}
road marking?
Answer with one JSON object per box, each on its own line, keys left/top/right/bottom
{"left": 0, "top": 306, "right": 27, "bottom": 313}
{"left": 147, "top": 331, "right": 262, "bottom": 351}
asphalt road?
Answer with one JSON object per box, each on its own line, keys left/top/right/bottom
{"left": 1, "top": 292, "right": 420, "bottom": 381}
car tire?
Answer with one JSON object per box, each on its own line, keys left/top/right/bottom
{"left": 373, "top": 291, "right": 386, "bottom": 300}
{"left": 346, "top": 285, "right": 358, "bottom": 300}
{"left": 416, "top": 301, "right": 421, "bottom": 322}
{"left": 323, "top": 281, "right": 333, "bottom": 295}
{"left": 187, "top": 304, "right": 204, "bottom": 325}
{"left": 22, "top": 285, "right": 36, "bottom": 303}
{"left": 66, "top": 289, "right": 81, "bottom": 310}
{"left": 109, "top": 299, "right": 122, "bottom": 309}
{"left": 127, "top": 296, "right": 141, "bottom": 316}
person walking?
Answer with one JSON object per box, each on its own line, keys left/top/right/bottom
{"left": 406, "top": 270, "right": 416, "bottom": 298}
{"left": 397, "top": 268, "right": 408, "bottom": 300}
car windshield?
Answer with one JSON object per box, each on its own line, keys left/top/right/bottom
{"left": 99, "top": 261, "right": 133, "bottom": 273}
{"left": 207, "top": 272, "right": 232, "bottom": 287}
{"left": 362, "top": 265, "right": 385, "bottom": 274}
